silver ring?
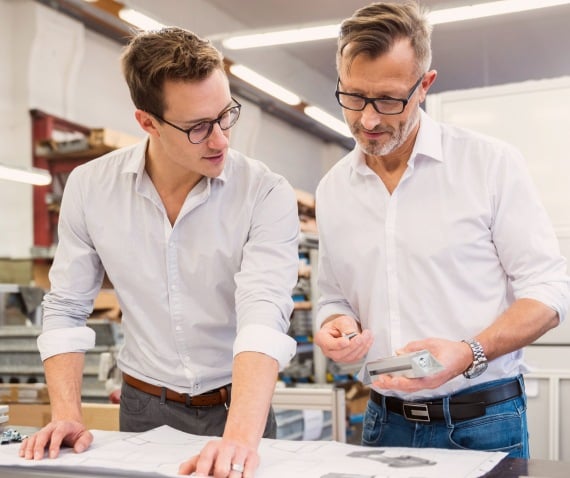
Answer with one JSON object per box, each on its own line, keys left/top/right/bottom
{"left": 231, "top": 463, "right": 245, "bottom": 473}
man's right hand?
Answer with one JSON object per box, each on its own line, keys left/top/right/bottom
{"left": 19, "top": 420, "right": 93, "bottom": 460}
{"left": 314, "top": 314, "right": 373, "bottom": 363}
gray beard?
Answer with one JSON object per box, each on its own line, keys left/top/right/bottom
{"left": 354, "top": 109, "right": 420, "bottom": 157}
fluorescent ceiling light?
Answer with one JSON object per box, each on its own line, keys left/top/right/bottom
{"left": 222, "top": 0, "right": 570, "bottom": 49}
{"left": 428, "top": 0, "right": 570, "bottom": 24}
{"left": 223, "top": 24, "right": 340, "bottom": 50}
{"left": 229, "top": 64, "right": 301, "bottom": 105}
{"left": 0, "top": 164, "right": 52, "bottom": 186}
{"left": 304, "top": 106, "right": 352, "bottom": 138}
{"left": 118, "top": 8, "right": 165, "bottom": 31}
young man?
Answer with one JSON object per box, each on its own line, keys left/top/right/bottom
{"left": 20, "top": 27, "right": 299, "bottom": 477}
{"left": 314, "top": 1, "right": 568, "bottom": 459}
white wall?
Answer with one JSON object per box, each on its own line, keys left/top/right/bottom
{"left": 0, "top": 0, "right": 36, "bottom": 259}
{"left": 0, "top": 0, "right": 347, "bottom": 259}
{"left": 426, "top": 77, "right": 570, "bottom": 344}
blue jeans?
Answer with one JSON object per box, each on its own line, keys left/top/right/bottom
{"left": 362, "top": 375, "right": 528, "bottom": 458}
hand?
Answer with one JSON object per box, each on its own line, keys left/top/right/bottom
{"left": 371, "top": 337, "right": 472, "bottom": 393}
{"left": 19, "top": 420, "right": 93, "bottom": 460}
{"left": 314, "top": 315, "right": 373, "bottom": 364}
{"left": 178, "top": 437, "right": 259, "bottom": 477}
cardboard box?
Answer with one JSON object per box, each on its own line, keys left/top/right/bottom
{"left": 0, "top": 259, "right": 33, "bottom": 285}
{"left": 89, "top": 128, "right": 140, "bottom": 150}
{"left": 6, "top": 403, "right": 119, "bottom": 431}
{"left": 0, "top": 384, "right": 49, "bottom": 404}
{"left": 92, "top": 289, "right": 121, "bottom": 321}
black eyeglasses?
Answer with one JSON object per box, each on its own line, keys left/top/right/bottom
{"left": 335, "top": 75, "right": 424, "bottom": 115}
{"left": 150, "top": 97, "right": 242, "bottom": 144}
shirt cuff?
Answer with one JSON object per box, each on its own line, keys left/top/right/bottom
{"left": 37, "top": 327, "right": 96, "bottom": 361}
{"left": 233, "top": 324, "right": 296, "bottom": 370}
{"left": 316, "top": 302, "right": 357, "bottom": 329}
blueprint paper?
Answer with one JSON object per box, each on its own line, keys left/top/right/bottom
{"left": 0, "top": 425, "right": 505, "bottom": 477}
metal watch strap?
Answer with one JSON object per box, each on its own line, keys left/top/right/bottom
{"left": 462, "top": 339, "right": 488, "bottom": 378}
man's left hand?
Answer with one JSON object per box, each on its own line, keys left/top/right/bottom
{"left": 371, "top": 338, "right": 472, "bottom": 392}
{"left": 178, "top": 437, "right": 259, "bottom": 477}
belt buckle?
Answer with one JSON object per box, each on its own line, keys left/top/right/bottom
{"left": 403, "top": 402, "right": 430, "bottom": 422}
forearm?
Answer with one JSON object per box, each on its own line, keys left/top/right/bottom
{"left": 223, "top": 351, "right": 278, "bottom": 448}
{"left": 476, "top": 298, "right": 559, "bottom": 361}
{"left": 44, "top": 353, "right": 85, "bottom": 422}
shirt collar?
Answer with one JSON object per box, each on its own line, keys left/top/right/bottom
{"left": 349, "top": 109, "right": 444, "bottom": 176}
{"left": 120, "top": 137, "right": 229, "bottom": 186}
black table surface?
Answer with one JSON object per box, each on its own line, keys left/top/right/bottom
{"left": 483, "top": 457, "right": 570, "bottom": 477}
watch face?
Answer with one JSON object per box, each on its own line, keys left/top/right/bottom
{"left": 464, "top": 362, "right": 488, "bottom": 379}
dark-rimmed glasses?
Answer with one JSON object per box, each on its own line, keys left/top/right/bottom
{"left": 150, "top": 97, "right": 242, "bottom": 144}
{"left": 335, "top": 75, "right": 424, "bottom": 115}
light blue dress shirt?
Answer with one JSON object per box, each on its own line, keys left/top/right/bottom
{"left": 38, "top": 140, "right": 299, "bottom": 395}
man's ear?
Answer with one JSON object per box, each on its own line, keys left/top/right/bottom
{"left": 419, "top": 69, "right": 438, "bottom": 103}
{"left": 135, "top": 109, "right": 159, "bottom": 136}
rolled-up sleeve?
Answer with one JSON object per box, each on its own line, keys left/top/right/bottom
{"left": 37, "top": 167, "right": 104, "bottom": 360}
{"left": 234, "top": 177, "right": 299, "bottom": 369}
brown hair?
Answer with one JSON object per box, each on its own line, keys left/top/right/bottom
{"left": 121, "top": 27, "right": 224, "bottom": 116}
{"left": 337, "top": 1, "right": 432, "bottom": 76}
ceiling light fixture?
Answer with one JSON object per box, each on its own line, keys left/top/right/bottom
{"left": 428, "top": 0, "right": 570, "bottom": 24}
{"left": 222, "top": 0, "right": 570, "bottom": 49}
{"left": 0, "top": 164, "right": 52, "bottom": 186}
{"left": 229, "top": 64, "right": 301, "bottom": 105}
{"left": 118, "top": 8, "right": 165, "bottom": 31}
{"left": 223, "top": 24, "right": 340, "bottom": 50}
{"left": 304, "top": 106, "right": 352, "bottom": 138}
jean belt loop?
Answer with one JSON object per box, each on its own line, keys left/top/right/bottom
{"left": 224, "top": 385, "right": 230, "bottom": 411}
{"left": 517, "top": 374, "right": 526, "bottom": 406}
{"left": 159, "top": 387, "right": 167, "bottom": 405}
{"left": 442, "top": 395, "right": 453, "bottom": 427}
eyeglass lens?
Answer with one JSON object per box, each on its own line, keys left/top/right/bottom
{"left": 338, "top": 95, "right": 404, "bottom": 114}
{"left": 189, "top": 106, "right": 240, "bottom": 143}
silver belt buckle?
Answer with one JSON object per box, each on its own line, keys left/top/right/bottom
{"left": 403, "top": 402, "right": 431, "bottom": 422}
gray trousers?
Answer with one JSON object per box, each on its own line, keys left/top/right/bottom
{"left": 119, "top": 381, "right": 277, "bottom": 438}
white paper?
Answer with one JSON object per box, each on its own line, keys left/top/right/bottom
{"left": 0, "top": 425, "right": 506, "bottom": 478}
{"left": 302, "top": 409, "right": 324, "bottom": 440}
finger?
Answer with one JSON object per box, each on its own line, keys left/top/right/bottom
{"left": 241, "top": 451, "right": 259, "bottom": 478}
{"left": 227, "top": 448, "right": 248, "bottom": 478}
{"left": 194, "top": 441, "right": 218, "bottom": 477}
{"left": 19, "top": 436, "right": 31, "bottom": 458}
{"left": 31, "top": 431, "right": 50, "bottom": 460}
{"left": 212, "top": 442, "right": 237, "bottom": 477}
{"left": 20, "top": 435, "right": 38, "bottom": 460}
{"left": 73, "top": 430, "right": 93, "bottom": 454}
{"left": 47, "top": 427, "right": 67, "bottom": 459}
{"left": 178, "top": 454, "right": 198, "bottom": 475}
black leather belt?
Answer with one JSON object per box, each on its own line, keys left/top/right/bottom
{"left": 371, "top": 379, "right": 522, "bottom": 422}
{"left": 123, "top": 373, "right": 230, "bottom": 407}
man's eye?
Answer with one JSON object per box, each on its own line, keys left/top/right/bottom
{"left": 191, "top": 122, "right": 210, "bottom": 133}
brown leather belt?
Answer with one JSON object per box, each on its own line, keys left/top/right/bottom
{"left": 371, "top": 378, "right": 522, "bottom": 422}
{"left": 123, "top": 373, "right": 230, "bottom": 407}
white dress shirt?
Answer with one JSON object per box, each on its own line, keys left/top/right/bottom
{"left": 316, "top": 110, "right": 569, "bottom": 400}
{"left": 38, "top": 140, "right": 299, "bottom": 395}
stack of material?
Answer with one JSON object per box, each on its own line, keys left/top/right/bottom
{"left": 0, "top": 404, "right": 8, "bottom": 430}
{"left": 0, "top": 384, "right": 49, "bottom": 404}
{"left": 295, "top": 189, "right": 317, "bottom": 236}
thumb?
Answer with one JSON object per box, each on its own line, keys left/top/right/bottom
{"left": 73, "top": 431, "right": 93, "bottom": 454}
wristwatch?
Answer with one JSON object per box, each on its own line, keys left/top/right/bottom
{"left": 462, "top": 339, "right": 488, "bottom": 379}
